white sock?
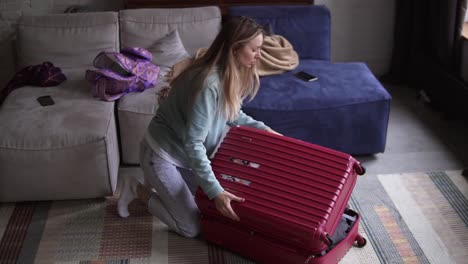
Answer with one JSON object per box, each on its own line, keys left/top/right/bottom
{"left": 117, "top": 175, "right": 139, "bottom": 218}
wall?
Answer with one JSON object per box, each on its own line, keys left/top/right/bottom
{"left": 316, "top": 0, "right": 396, "bottom": 77}
{"left": 0, "top": 0, "right": 395, "bottom": 89}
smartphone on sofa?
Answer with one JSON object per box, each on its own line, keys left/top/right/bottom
{"left": 294, "top": 71, "right": 318, "bottom": 82}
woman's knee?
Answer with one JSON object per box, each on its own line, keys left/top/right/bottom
{"left": 178, "top": 222, "right": 200, "bottom": 238}
{"left": 177, "top": 210, "right": 201, "bottom": 238}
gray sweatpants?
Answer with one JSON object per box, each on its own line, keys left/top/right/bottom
{"left": 139, "top": 140, "right": 200, "bottom": 238}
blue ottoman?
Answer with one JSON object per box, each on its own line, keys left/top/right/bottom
{"left": 229, "top": 5, "right": 392, "bottom": 154}
{"left": 244, "top": 61, "right": 391, "bottom": 154}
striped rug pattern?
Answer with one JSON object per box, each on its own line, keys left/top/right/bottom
{"left": 351, "top": 170, "right": 468, "bottom": 264}
{"left": 0, "top": 170, "right": 466, "bottom": 264}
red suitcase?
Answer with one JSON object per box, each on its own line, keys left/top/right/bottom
{"left": 195, "top": 126, "right": 366, "bottom": 264}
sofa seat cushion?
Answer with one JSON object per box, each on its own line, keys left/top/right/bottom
{"left": 243, "top": 60, "right": 392, "bottom": 154}
{"left": 117, "top": 81, "right": 166, "bottom": 164}
{"left": 0, "top": 80, "right": 119, "bottom": 202}
{"left": 1, "top": 82, "right": 114, "bottom": 149}
{"left": 117, "top": 6, "right": 222, "bottom": 165}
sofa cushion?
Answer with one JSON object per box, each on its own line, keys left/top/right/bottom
{"left": 16, "top": 12, "right": 119, "bottom": 80}
{"left": 117, "top": 6, "right": 221, "bottom": 164}
{"left": 119, "top": 6, "right": 221, "bottom": 56}
{"left": 228, "top": 5, "right": 330, "bottom": 60}
{"left": 148, "top": 29, "right": 191, "bottom": 76}
{"left": 0, "top": 81, "right": 119, "bottom": 201}
{"left": 117, "top": 83, "right": 166, "bottom": 164}
{"left": 148, "top": 30, "right": 191, "bottom": 67}
{"left": 242, "top": 60, "right": 392, "bottom": 154}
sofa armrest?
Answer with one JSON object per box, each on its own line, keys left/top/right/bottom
{"left": 228, "top": 5, "right": 331, "bottom": 61}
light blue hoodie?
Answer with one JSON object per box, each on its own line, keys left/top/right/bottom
{"left": 146, "top": 69, "right": 269, "bottom": 199}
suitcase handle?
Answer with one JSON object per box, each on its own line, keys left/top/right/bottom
{"left": 319, "top": 232, "right": 333, "bottom": 246}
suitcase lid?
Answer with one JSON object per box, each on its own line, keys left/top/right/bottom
{"left": 197, "top": 126, "right": 362, "bottom": 253}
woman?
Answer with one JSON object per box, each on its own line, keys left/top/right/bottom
{"left": 117, "top": 16, "right": 280, "bottom": 238}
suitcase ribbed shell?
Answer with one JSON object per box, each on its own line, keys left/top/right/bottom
{"left": 196, "top": 126, "right": 364, "bottom": 255}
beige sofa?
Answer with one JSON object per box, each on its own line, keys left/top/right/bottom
{"left": 0, "top": 7, "right": 221, "bottom": 202}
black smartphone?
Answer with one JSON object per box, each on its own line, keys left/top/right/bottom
{"left": 294, "top": 71, "right": 318, "bottom": 82}
{"left": 37, "top": 95, "right": 55, "bottom": 106}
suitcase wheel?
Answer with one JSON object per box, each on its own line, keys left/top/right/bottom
{"left": 355, "top": 164, "right": 366, "bottom": 175}
{"left": 354, "top": 234, "right": 367, "bottom": 248}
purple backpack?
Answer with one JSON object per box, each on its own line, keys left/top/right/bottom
{"left": 85, "top": 47, "right": 160, "bottom": 101}
{"left": 1, "top": 61, "right": 66, "bottom": 105}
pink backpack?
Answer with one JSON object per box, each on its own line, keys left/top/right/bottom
{"left": 85, "top": 47, "right": 160, "bottom": 101}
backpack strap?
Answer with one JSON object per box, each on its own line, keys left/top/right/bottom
{"left": 121, "top": 47, "right": 152, "bottom": 61}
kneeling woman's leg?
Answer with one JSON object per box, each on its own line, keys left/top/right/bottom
{"left": 140, "top": 143, "right": 200, "bottom": 238}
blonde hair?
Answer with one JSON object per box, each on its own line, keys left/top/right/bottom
{"left": 171, "top": 16, "right": 264, "bottom": 121}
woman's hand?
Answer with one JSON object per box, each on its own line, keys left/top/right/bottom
{"left": 266, "top": 127, "right": 283, "bottom": 136}
{"left": 213, "top": 190, "right": 245, "bottom": 221}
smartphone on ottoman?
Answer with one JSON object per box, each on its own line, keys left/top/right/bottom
{"left": 294, "top": 71, "right": 318, "bottom": 82}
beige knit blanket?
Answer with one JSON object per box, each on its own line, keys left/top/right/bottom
{"left": 257, "top": 35, "right": 299, "bottom": 76}
{"left": 158, "top": 38, "right": 298, "bottom": 102}
{"left": 167, "top": 35, "right": 298, "bottom": 80}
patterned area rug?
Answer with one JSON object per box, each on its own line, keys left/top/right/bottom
{"left": 0, "top": 170, "right": 467, "bottom": 264}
